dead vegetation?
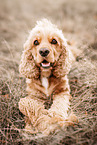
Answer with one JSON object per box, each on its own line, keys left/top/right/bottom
{"left": 0, "top": 0, "right": 97, "bottom": 144}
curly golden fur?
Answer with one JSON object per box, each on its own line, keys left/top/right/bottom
{"left": 19, "top": 19, "right": 77, "bottom": 135}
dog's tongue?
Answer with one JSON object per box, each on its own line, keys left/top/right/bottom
{"left": 41, "top": 62, "right": 50, "bottom": 67}
{"left": 41, "top": 60, "right": 50, "bottom": 68}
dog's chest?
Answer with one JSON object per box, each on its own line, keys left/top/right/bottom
{"left": 27, "top": 77, "right": 67, "bottom": 99}
{"left": 41, "top": 77, "right": 49, "bottom": 96}
{"left": 41, "top": 77, "right": 66, "bottom": 97}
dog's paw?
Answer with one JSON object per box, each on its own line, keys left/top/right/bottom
{"left": 24, "top": 123, "right": 38, "bottom": 134}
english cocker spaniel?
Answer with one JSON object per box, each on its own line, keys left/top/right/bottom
{"left": 19, "top": 19, "right": 78, "bottom": 135}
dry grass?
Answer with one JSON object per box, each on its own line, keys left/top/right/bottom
{"left": 0, "top": 0, "right": 97, "bottom": 144}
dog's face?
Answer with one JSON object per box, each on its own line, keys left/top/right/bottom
{"left": 19, "top": 19, "right": 72, "bottom": 78}
{"left": 31, "top": 31, "right": 62, "bottom": 71}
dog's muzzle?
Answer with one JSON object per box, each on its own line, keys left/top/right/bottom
{"left": 39, "top": 48, "right": 53, "bottom": 69}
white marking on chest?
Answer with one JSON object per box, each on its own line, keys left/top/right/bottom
{"left": 41, "top": 77, "right": 49, "bottom": 96}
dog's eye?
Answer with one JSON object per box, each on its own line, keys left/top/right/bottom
{"left": 51, "top": 39, "right": 57, "bottom": 44}
{"left": 34, "top": 40, "right": 39, "bottom": 45}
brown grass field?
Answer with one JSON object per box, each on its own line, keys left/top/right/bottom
{"left": 0, "top": 0, "right": 97, "bottom": 144}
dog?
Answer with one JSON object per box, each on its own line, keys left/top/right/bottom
{"left": 19, "top": 19, "right": 78, "bottom": 135}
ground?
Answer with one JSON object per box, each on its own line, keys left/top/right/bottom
{"left": 0, "top": 0, "right": 97, "bottom": 144}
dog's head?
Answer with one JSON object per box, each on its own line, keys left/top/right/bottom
{"left": 19, "top": 19, "right": 72, "bottom": 79}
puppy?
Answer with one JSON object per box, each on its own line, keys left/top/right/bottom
{"left": 19, "top": 19, "right": 77, "bottom": 135}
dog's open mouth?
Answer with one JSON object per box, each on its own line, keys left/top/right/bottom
{"left": 40, "top": 60, "right": 51, "bottom": 69}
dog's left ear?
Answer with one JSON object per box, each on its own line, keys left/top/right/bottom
{"left": 53, "top": 38, "right": 74, "bottom": 78}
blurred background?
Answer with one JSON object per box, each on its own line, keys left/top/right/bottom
{"left": 0, "top": 0, "right": 97, "bottom": 144}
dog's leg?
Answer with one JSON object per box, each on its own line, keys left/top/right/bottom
{"left": 19, "top": 97, "right": 58, "bottom": 135}
{"left": 49, "top": 94, "right": 77, "bottom": 127}
{"left": 19, "top": 97, "right": 45, "bottom": 119}
{"left": 19, "top": 97, "right": 47, "bottom": 133}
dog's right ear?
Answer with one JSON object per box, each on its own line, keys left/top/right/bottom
{"left": 19, "top": 41, "right": 40, "bottom": 79}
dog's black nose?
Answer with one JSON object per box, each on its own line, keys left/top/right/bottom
{"left": 39, "top": 48, "right": 50, "bottom": 57}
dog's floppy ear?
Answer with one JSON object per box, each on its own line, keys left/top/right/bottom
{"left": 53, "top": 38, "right": 72, "bottom": 78}
{"left": 19, "top": 41, "right": 39, "bottom": 79}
